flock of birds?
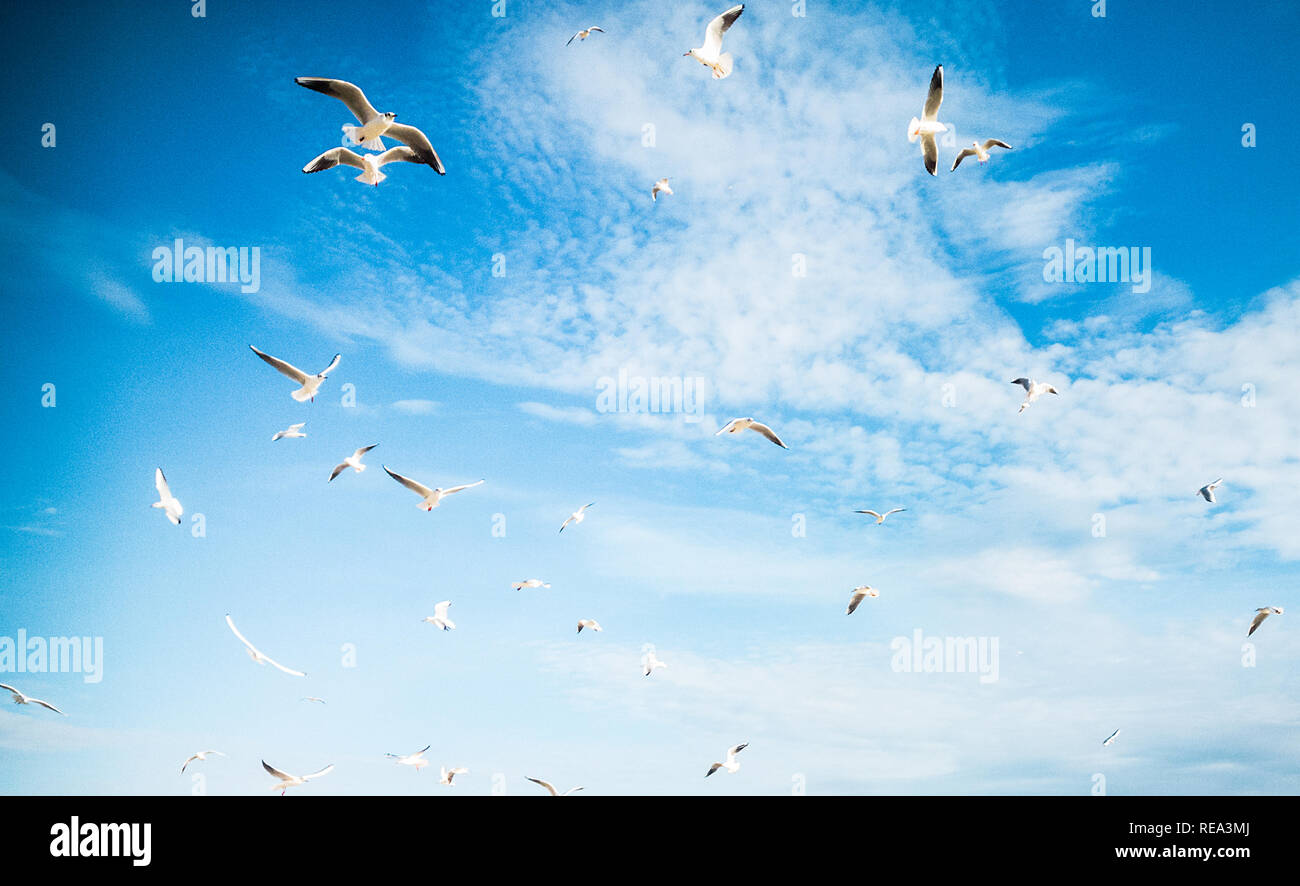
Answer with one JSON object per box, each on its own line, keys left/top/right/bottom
{"left": 7, "top": 4, "right": 1282, "bottom": 793}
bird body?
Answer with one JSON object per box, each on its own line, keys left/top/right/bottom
{"left": 422, "top": 601, "right": 456, "bottom": 631}
{"left": 513, "top": 579, "right": 551, "bottom": 591}
{"left": 152, "top": 467, "right": 183, "bottom": 526}
{"left": 0, "top": 682, "right": 65, "bottom": 715}
{"left": 845, "top": 586, "right": 879, "bottom": 615}
{"left": 567, "top": 26, "right": 604, "bottom": 45}
{"left": 952, "top": 139, "right": 1012, "bottom": 171}
{"left": 180, "top": 750, "right": 226, "bottom": 773}
{"left": 386, "top": 745, "right": 431, "bottom": 772}
{"left": 383, "top": 466, "right": 484, "bottom": 511}
{"left": 1249, "top": 606, "right": 1283, "bottom": 636}
{"left": 715, "top": 417, "right": 788, "bottom": 448}
{"left": 560, "top": 503, "right": 595, "bottom": 533}
{"left": 706, "top": 742, "right": 748, "bottom": 776}
{"left": 652, "top": 178, "right": 673, "bottom": 201}
{"left": 249, "top": 346, "right": 340, "bottom": 402}
{"left": 908, "top": 65, "right": 946, "bottom": 175}
{"left": 577, "top": 619, "right": 603, "bottom": 634}
{"left": 302, "top": 146, "right": 425, "bottom": 186}
{"left": 1011, "top": 377, "right": 1058, "bottom": 413}
{"left": 1102, "top": 729, "right": 1121, "bottom": 747}
{"left": 330, "top": 444, "right": 378, "bottom": 481}
{"left": 263, "top": 760, "right": 333, "bottom": 795}
{"left": 272, "top": 422, "right": 306, "bottom": 442}
{"left": 225, "top": 614, "right": 306, "bottom": 676}
{"left": 855, "top": 508, "right": 906, "bottom": 524}
{"left": 295, "top": 77, "right": 445, "bottom": 173}
{"left": 685, "top": 5, "right": 744, "bottom": 79}
{"left": 1198, "top": 478, "right": 1224, "bottom": 503}
{"left": 643, "top": 650, "right": 667, "bottom": 676}
{"left": 440, "top": 766, "right": 469, "bottom": 785}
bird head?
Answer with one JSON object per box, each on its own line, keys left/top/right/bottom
{"left": 384, "top": 112, "right": 397, "bottom": 121}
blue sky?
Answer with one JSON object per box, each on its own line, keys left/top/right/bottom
{"left": 1, "top": 0, "right": 1299, "bottom": 795}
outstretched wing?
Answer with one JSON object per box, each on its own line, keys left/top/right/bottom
{"left": 921, "top": 133, "right": 938, "bottom": 176}
{"left": 250, "top": 346, "right": 310, "bottom": 384}
{"left": 294, "top": 77, "right": 381, "bottom": 123}
{"left": 224, "top": 614, "right": 257, "bottom": 654}
{"left": 302, "top": 147, "right": 366, "bottom": 174}
{"left": 703, "top": 5, "right": 745, "bottom": 56}
{"left": 443, "top": 479, "right": 485, "bottom": 496}
{"left": 384, "top": 123, "right": 446, "bottom": 175}
{"left": 328, "top": 463, "right": 348, "bottom": 482}
{"left": 526, "top": 776, "right": 559, "bottom": 796}
{"left": 846, "top": 591, "right": 867, "bottom": 615}
{"left": 154, "top": 467, "right": 171, "bottom": 499}
{"left": 951, "top": 148, "right": 976, "bottom": 171}
{"left": 352, "top": 444, "right": 379, "bottom": 459}
{"left": 748, "top": 421, "right": 788, "bottom": 449}
{"left": 316, "top": 354, "right": 341, "bottom": 377}
{"left": 983, "top": 139, "right": 1013, "bottom": 151}
{"left": 922, "top": 65, "right": 943, "bottom": 120}
{"left": 262, "top": 760, "right": 293, "bottom": 781}
{"left": 856, "top": 510, "right": 883, "bottom": 519}
{"left": 30, "top": 697, "right": 65, "bottom": 715}
{"left": 383, "top": 466, "right": 435, "bottom": 498}
{"left": 374, "top": 146, "right": 424, "bottom": 168}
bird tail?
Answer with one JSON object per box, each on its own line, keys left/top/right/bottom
{"left": 907, "top": 117, "right": 921, "bottom": 142}
{"left": 355, "top": 169, "right": 386, "bottom": 185}
{"left": 342, "top": 125, "right": 385, "bottom": 152}
{"left": 292, "top": 387, "right": 313, "bottom": 402}
{"left": 713, "top": 53, "right": 734, "bottom": 79}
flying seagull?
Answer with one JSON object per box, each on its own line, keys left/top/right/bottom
{"left": 383, "top": 466, "right": 484, "bottom": 511}
{"left": 1011, "top": 377, "right": 1058, "bottom": 414}
{"left": 386, "top": 745, "right": 431, "bottom": 772}
{"left": 845, "top": 586, "right": 879, "bottom": 615}
{"left": 951, "top": 139, "right": 1013, "bottom": 171}
{"left": 301, "top": 697, "right": 327, "bottom": 704}
{"left": 249, "top": 346, "right": 341, "bottom": 403}
{"left": 330, "top": 444, "right": 378, "bottom": 482}
{"left": 152, "top": 468, "right": 183, "bottom": 526}
{"left": 1249, "top": 606, "right": 1283, "bottom": 636}
{"left": 526, "top": 777, "right": 584, "bottom": 796}
{"left": 302, "top": 145, "right": 426, "bottom": 186}
{"left": 715, "top": 417, "right": 788, "bottom": 449}
{"left": 0, "top": 683, "right": 65, "bottom": 715}
{"left": 263, "top": 760, "right": 334, "bottom": 795}
{"left": 1102, "top": 729, "right": 1121, "bottom": 747}
{"left": 643, "top": 650, "right": 668, "bottom": 677}
{"left": 512, "top": 579, "right": 551, "bottom": 591}
{"left": 180, "top": 750, "right": 226, "bottom": 773}
{"left": 440, "top": 766, "right": 469, "bottom": 786}
{"left": 577, "top": 619, "right": 603, "bottom": 634}
{"left": 422, "top": 601, "right": 455, "bottom": 631}
{"left": 652, "top": 178, "right": 673, "bottom": 201}
{"left": 855, "top": 508, "right": 906, "bottom": 525}
{"left": 706, "top": 742, "right": 748, "bottom": 777}
{"left": 272, "top": 422, "right": 306, "bottom": 442}
{"left": 566, "top": 26, "right": 604, "bottom": 45}
{"left": 1197, "top": 478, "right": 1224, "bottom": 503}
{"left": 907, "top": 65, "right": 946, "bottom": 175}
{"left": 560, "top": 503, "right": 596, "bottom": 533}
{"left": 225, "top": 614, "right": 306, "bottom": 677}
{"left": 684, "top": 4, "right": 744, "bottom": 80}
{"left": 294, "top": 77, "right": 446, "bottom": 174}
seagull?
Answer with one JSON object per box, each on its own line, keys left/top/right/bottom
{"left": 0, "top": 683, "right": 65, "bottom": 715}
{"left": 302, "top": 145, "right": 426, "bottom": 186}
{"left": 907, "top": 65, "right": 946, "bottom": 175}
{"left": 1197, "top": 478, "right": 1224, "bottom": 503}
{"left": 224, "top": 614, "right": 306, "bottom": 677}
{"left": 684, "top": 4, "right": 744, "bottom": 80}
{"left": 577, "top": 619, "right": 603, "bottom": 634}
{"left": 152, "top": 467, "right": 183, "bottom": 526}
{"left": 652, "top": 178, "right": 673, "bottom": 201}
{"left": 855, "top": 508, "right": 906, "bottom": 525}
{"left": 382, "top": 466, "right": 484, "bottom": 511}
{"left": 249, "top": 346, "right": 341, "bottom": 403}
{"left": 706, "top": 742, "right": 748, "bottom": 777}
{"left": 329, "top": 444, "right": 378, "bottom": 481}
{"left": 439, "top": 766, "right": 469, "bottom": 786}
{"left": 512, "top": 579, "right": 551, "bottom": 591}
{"left": 560, "top": 503, "right": 596, "bottom": 533}
{"left": 526, "top": 777, "right": 583, "bottom": 796}
{"left": 301, "top": 697, "right": 327, "bottom": 704}
{"left": 951, "top": 139, "right": 1013, "bottom": 171}
{"left": 294, "top": 77, "right": 446, "bottom": 173}
{"left": 1102, "top": 729, "right": 1121, "bottom": 747}
{"left": 1011, "top": 377, "right": 1058, "bottom": 414}
{"left": 272, "top": 422, "right": 306, "bottom": 442}
{"left": 1249, "top": 606, "right": 1283, "bottom": 636}
{"left": 180, "top": 750, "right": 226, "bottom": 773}
{"left": 715, "top": 417, "right": 788, "bottom": 449}
{"left": 385, "top": 745, "right": 431, "bottom": 772}
{"left": 566, "top": 26, "right": 604, "bottom": 45}
{"left": 845, "top": 586, "right": 879, "bottom": 615}
{"left": 643, "top": 650, "right": 668, "bottom": 677}
{"left": 262, "top": 760, "right": 334, "bottom": 795}
{"left": 422, "top": 601, "right": 455, "bottom": 631}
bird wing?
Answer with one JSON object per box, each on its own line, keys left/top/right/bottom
{"left": 384, "top": 466, "right": 434, "bottom": 498}
{"left": 374, "top": 146, "right": 424, "bottom": 168}
{"left": 262, "top": 654, "right": 306, "bottom": 677}
{"left": 589, "top": 27, "right": 604, "bottom": 33}
{"left": 527, "top": 777, "right": 560, "bottom": 796}
{"left": 317, "top": 353, "right": 341, "bottom": 377}
{"left": 153, "top": 468, "right": 172, "bottom": 501}
{"left": 262, "top": 760, "right": 293, "bottom": 781}
{"left": 921, "top": 133, "right": 938, "bottom": 175}
{"left": 289, "top": 423, "right": 306, "bottom": 432}
{"left": 922, "top": 65, "right": 943, "bottom": 120}
{"left": 302, "top": 147, "right": 366, "bottom": 174}
{"left": 224, "top": 614, "right": 258, "bottom": 654}
{"left": 31, "top": 698, "right": 65, "bottom": 715}
{"left": 749, "top": 421, "right": 788, "bottom": 448}
{"left": 294, "top": 77, "right": 381, "bottom": 123}
{"left": 983, "top": 139, "right": 1013, "bottom": 150}
{"left": 1248, "top": 609, "right": 1271, "bottom": 636}
{"left": 328, "top": 463, "right": 348, "bottom": 482}
{"left": 383, "top": 123, "right": 446, "bottom": 175}
{"left": 856, "top": 510, "right": 883, "bottom": 519}
{"left": 951, "top": 147, "right": 976, "bottom": 171}
{"left": 885, "top": 508, "right": 907, "bottom": 516}
{"left": 352, "top": 444, "right": 379, "bottom": 459}
{"left": 728, "top": 743, "right": 748, "bottom": 758}
{"left": 1010, "top": 377, "right": 1032, "bottom": 392}
{"left": 0, "top": 683, "right": 21, "bottom": 701}
{"left": 249, "top": 346, "right": 310, "bottom": 384}
{"left": 181, "top": 755, "right": 199, "bottom": 773}
{"left": 304, "top": 764, "right": 335, "bottom": 780}
{"left": 703, "top": 5, "right": 744, "bottom": 55}
{"left": 846, "top": 591, "right": 867, "bottom": 615}
{"left": 566, "top": 32, "right": 579, "bottom": 45}
{"left": 706, "top": 763, "right": 723, "bottom": 777}
{"left": 434, "top": 601, "right": 451, "bottom": 619}
{"left": 442, "top": 479, "right": 485, "bottom": 496}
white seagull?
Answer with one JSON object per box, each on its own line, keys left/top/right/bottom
{"left": 295, "top": 77, "right": 446, "bottom": 173}
{"left": 715, "top": 417, "right": 788, "bottom": 449}
{"left": 526, "top": 777, "right": 584, "bottom": 796}
{"left": 1249, "top": 606, "right": 1283, "bottom": 636}
{"left": 330, "top": 444, "right": 378, "bottom": 482}
{"left": 512, "top": 579, "right": 551, "bottom": 591}
{"left": 302, "top": 145, "right": 426, "bottom": 186}
{"left": 225, "top": 614, "right": 306, "bottom": 677}
{"left": 652, "top": 178, "right": 673, "bottom": 201}
{"left": 907, "top": 65, "right": 946, "bottom": 176}
{"left": 382, "top": 466, "right": 483, "bottom": 511}
{"left": 0, "top": 683, "right": 65, "bottom": 715}
{"left": 1102, "top": 729, "right": 1121, "bottom": 747}
{"left": 386, "top": 745, "right": 431, "bottom": 772}
{"left": 684, "top": 4, "right": 744, "bottom": 80}
{"left": 301, "top": 697, "right": 327, "bottom": 704}
{"left": 566, "top": 26, "right": 604, "bottom": 45}
{"left": 249, "top": 345, "right": 341, "bottom": 403}
{"left": 855, "top": 508, "right": 906, "bottom": 525}
{"left": 845, "top": 585, "right": 879, "bottom": 615}
{"left": 422, "top": 601, "right": 456, "bottom": 631}
{"left": 180, "top": 750, "right": 226, "bottom": 773}
{"left": 643, "top": 650, "right": 668, "bottom": 677}
{"left": 560, "top": 503, "right": 596, "bottom": 533}
{"left": 1011, "top": 377, "right": 1059, "bottom": 414}
{"left": 271, "top": 422, "right": 306, "bottom": 442}
{"left": 263, "top": 760, "right": 334, "bottom": 795}
{"left": 706, "top": 742, "right": 748, "bottom": 777}
{"left": 440, "top": 766, "right": 469, "bottom": 786}
{"left": 152, "top": 467, "right": 183, "bottom": 526}
{"left": 577, "top": 619, "right": 603, "bottom": 634}
{"left": 1197, "top": 478, "right": 1224, "bottom": 503}
{"left": 951, "top": 138, "right": 1013, "bottom": 171}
